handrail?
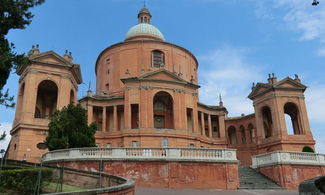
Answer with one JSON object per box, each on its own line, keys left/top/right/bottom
{"left": 42, "top": 147, "right": 238, "bottom": 163}
{"left": 252, "top": 151, "right": 325, "bottom": 168}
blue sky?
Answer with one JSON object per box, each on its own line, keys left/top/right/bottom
{"left": 1, "top": 0, "right": 325, "bottom": 152}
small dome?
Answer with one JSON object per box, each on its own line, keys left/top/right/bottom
{"left": 125, "top": 23, "right": 165, "bottom": 41}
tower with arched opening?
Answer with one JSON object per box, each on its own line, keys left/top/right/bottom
{"left": 7, "top": 47, "right": 82, "bottom": 162}
{"left": 248, "top": 74, "right": 315, "bottom": 154}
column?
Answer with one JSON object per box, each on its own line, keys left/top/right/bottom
{"left": 208, "top": 114, "right": 212, "bottom": 138}
{"left": 102, "top": 107, "right": 106, "bottom": 132}
{"left": 147, "top": 90, "right": 154, "bottom": 128}
{"left": 218, "top": 115, "right": 226, "bottom": 138}
{"left": 174, "top": 93, "right": 181, "bottom": 129}
{"left": 140, "top": 89, "right": 147, "bottom": 128}
{"left": 245, "top": 129, "right": 251, "bottom": 144}
{"left": 193, "top": 108, "right": 199, "bottom": 134}
{"left": 113, "top": 105, "right": 118, "bottom": 132}
{"left": 87, "top": 102, "right": 93, "bottom": 125}
{"left": 201, "top": 112, "right": 205, "bottom": 136}
{"left": 124, "top": 89, "right": 131, "bottom": 129}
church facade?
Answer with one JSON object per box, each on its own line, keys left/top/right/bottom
{"left": 7, "top": 8, "right": 315, "bottom": 164}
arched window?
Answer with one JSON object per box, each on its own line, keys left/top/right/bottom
{"left": 240, "top": 125, "right": 246, "bottom": 144}
{"left": 70, "top": 89, "right": 75, "bottom": 104}
{"left": 34, "top": 80, "right": 58, "bottom": 119}
{"left": 152, "top": 50, "right": 165, "bottom": 68}
{"left": 247, "top": 123, "right": 254, "bottom": 143}
{"left": 262, "top": 106, "right": 273, "bottom": 138}
{"left": 227, "top": 126, "right": 237, "bottom": 145}
{"left": 284, "top": 102, "right": 302, "bottom": 135}
{"left": 153, "top": 91, "right": 174, "bottom": 129}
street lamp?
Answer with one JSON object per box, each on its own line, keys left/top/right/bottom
{"left": 0, "top": 149, "right": 5, "bottom": 170}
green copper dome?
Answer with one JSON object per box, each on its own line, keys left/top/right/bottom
{"left": 125, "top": 23, "right": 165, "bottom": 41}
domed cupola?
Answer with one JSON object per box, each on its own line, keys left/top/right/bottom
{"left": 125, "top": 7, "right": 165, "bottom": 41}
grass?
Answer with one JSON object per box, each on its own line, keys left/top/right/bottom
{"left": 43, "top": 182, "right": 87, "bottom": 192}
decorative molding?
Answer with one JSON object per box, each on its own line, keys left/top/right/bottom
{"left": 18, "top": 67, "right": 79, "bottom": 89}
{"left": 253, "top": 94, "right": 305, "bottom": 106}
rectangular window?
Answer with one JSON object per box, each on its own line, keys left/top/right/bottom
{"left": 161, "top": 138, "right": 168, "bottom": 148}
{"left": 131, "top": 141, "right": 139, "bottom": 148}
{"left": 152, "top": 50, "right": 164, "bottom": 68}
{"left": 189, "top": 143, "right": 195, "bottom": 148}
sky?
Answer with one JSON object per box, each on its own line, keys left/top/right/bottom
{"left": 1, "top": 0, "right": 325, "bottom": 153}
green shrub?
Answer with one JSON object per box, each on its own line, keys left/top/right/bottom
{"left": 302, "top": 146, "right": 314, "bottom": 153}
{"left": 0, "top": 167, "right": 52, "bottom": 194}
{"left": 0, "top": 165, "right": 26, "bottom": 170}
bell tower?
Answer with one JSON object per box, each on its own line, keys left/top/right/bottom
{"left": 248, "top": 74, "right": 315, "bottom": 153}
{"left": 7, "top": 45, "right": 82, "bottom": 162}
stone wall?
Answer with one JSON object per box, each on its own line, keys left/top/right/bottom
{"left": 54, "top": 160, "right": 239, "bottom": 190}
{"left": 258, "top": 165, "right": 325, "bottom": 190}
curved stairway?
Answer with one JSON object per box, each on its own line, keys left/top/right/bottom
{"left": 238, "top": 166, "right": 283, "bottom": 189}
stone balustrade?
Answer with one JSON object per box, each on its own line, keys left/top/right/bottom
{"left": 252, "top": 151, "right": 325, "bottom": 168}
{"left": 42, "top": 147, "right": 238, "bottom": 163}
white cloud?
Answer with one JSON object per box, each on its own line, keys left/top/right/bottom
{"left": 0, "top": 122, "right": 12, "bottom": 151}
{"left": 255, "top": 0, "right": 325, "bottom": 55}
{"left": 315, "top": 134, "right": 325, "bottom": 154}
{"left": 305, "top": 85, "right": 325, "bottom": 123}
{"left": 198, "top": 46, "right": 265, "bottom": 116}
{"left": 304, "top": 84, "right": 325, "bottom": 153}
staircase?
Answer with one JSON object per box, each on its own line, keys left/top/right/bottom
{"left": 238, "top": 166, "right": 283, "bottom": 189}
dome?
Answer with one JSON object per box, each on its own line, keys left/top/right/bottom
{"left": 125, "top": 23, "right": 165, "bottom": 41}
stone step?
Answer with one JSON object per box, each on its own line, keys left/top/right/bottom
{"left": 238, "top": 166, "right": 283, "bottom": 190}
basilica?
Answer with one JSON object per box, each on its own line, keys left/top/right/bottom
{"left": 7, "top": 7, "right": 315, "bottom": 167}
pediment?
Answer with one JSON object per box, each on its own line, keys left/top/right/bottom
{"left": 121, "top": 69, "right": 199, "bottom": 89}
{"left": 139, "top": 69, "right": 187, "bottom": 83}
{"left": 248, "top": 77, "right": 307, "bottom": 99}
{"left": 274, "top": 77, "right": 307, "bottom": 90}
{"left": 30, "top": 51, "right": 71, "bottom": 66}
{"left": 248, "top": 83, "right": 271, "bottom": 99}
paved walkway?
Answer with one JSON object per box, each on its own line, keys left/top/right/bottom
{"left": 136, "top": 187, "right": 298, "bottom": 195}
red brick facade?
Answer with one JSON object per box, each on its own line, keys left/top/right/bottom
{"left": 258, "top": 164, "right": 325, "bottom": 190}
{"left": 54, "top": 160, "right": 239, "bottom": 189}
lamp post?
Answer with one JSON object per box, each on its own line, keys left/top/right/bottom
{"left": 0, "top": 149, "right": 5, "bottom": 170}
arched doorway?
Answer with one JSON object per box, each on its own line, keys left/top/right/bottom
{"left": 34, "top": 80, "right": 58, "bottom": 119}
{"left": 227, "top": 126, "right": 237, "bottom": 145}
{"left": 70, "top": 89, "right": 75, "bottom": 104}
{"left": 247, "top": 123, "right": 254, "bottom": 143}
{"left": 284, "top": 102, "right": 302, "bottom": 135}
{"left": 240, "top": 125, "right": 246, "bottom": 144}
{"left": 153, "top": 91, "right": 174, "bottom": 129}
{"left": 262, "top": 106, "right": 273, "bottom": 138}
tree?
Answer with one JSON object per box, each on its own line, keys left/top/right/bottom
{"left": 0, "top": 0, "right": 44, "bottom": 107}
{"left": 0, "top": 131, "right": 5, "bottom": 141}
{"left": 45, "top": 103, "right": 97, "bottom": 151}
